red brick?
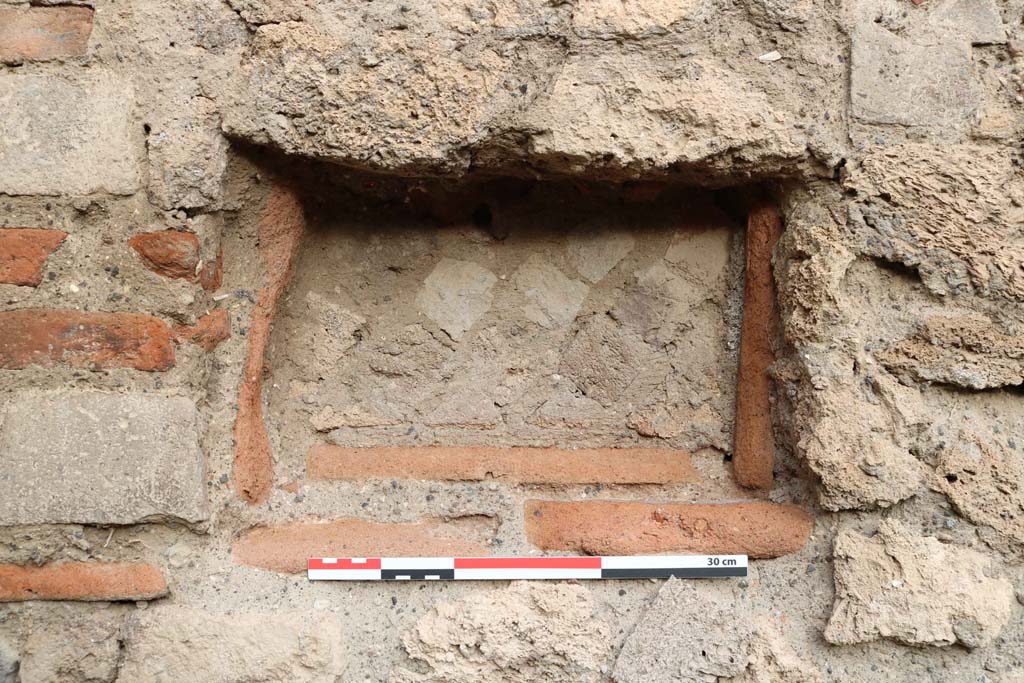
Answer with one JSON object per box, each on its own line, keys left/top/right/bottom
{"left": 129, "top": 229, "right": 200, "bottom": 280}
{"left": 0, "top": 308, "right": 175, "bottom": 371}
{"left": 307, "top": 445, "right": 698, "bottom": 485}
{"left": 232, "top": 517, "right": 494, "bottom": 574}
{"left": 129, "top": 230, "right": 222, "bottom": 291}
{"left": 525, "top": 500, "right": 812, "bottom": 558}
{"left": 0, "top": 7, "right": 93, "bottom": 62}
{"left": 734, "top": 203, "right": 784, "bottom": 490}
{"left": 234, "top": 186, "right": 306, "bottom": 505}
{"left": 0, "top": 228, "right": 66, "bottom": 286}
{"left": 0, "top": 562, "right": 167, "bottom": 602}
{"left": 173, "top": 309, "right": 230, "bottom": 352}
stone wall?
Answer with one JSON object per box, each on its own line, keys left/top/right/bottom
{"left": 1, "top": 0, "right": 1022, "bottom": 681}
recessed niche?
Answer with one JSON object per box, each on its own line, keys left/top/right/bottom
{"left": 266, "top": 180, "right": 745, "bottom": 460}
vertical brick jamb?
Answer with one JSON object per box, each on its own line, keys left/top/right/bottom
{"left": 233, "top": 186, "right": 305, "bottom": 504}
{"left": 733, "top": 203, "right": 784, "bottom": 489}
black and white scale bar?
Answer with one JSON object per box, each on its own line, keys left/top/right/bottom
{"left": 308, "top": 555, "right": 747, "bottom": 581}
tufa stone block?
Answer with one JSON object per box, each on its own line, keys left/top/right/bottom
{"left": 0, "top": 391, "right": 208, "bottom": 525}
{"left": 0, "top": 71, "right": 140, "bottom": 195}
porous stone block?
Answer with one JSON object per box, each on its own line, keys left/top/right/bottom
{"left": 850, "top": 23, "right": 977, "bottom": 135}
{"left": 825, "top": 520, "right": 1014, "bottom": 648}
{"left": 391, "top": 583, "right": 609, "bottom": 683}
{"left": 0, "top": 391, "right": 207, "bottom": 525}
{"left": 119, "top": 607, "right": 344, "bottom": 682}
{"left": 0, "top": 71, "right": 140, "bottom": 195}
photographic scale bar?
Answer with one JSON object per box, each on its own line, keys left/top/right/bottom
{"left": 308, "top": 555, "right": 748, "bottom": 581}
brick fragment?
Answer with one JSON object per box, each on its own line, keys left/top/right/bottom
{"left": 0, "top": 228, "right": 66, "bottom": 286}
{"left": 233, "top": 517, "right": 495, "bottom": 574}
{"left": 525, "top": 500, "right": 812, "bottom": 558}
{"left": 0, "top": 562, "right": 167, "bottom": 602}
{"left": 0, "top": 309, "right": 174, "bottom": 371}
{"left": 0, "top": 7, "right": 93, "bottom": 63}
{"left": 307, "top": 445, "right": 698, "bottom": 485}
{"left": 733, "top": 203, "right": 784, "bottom": 489}
{"left": 233, "top": 186, "right": 306, "bottom": 504}
{"left": 129, "top": 229, "right": 221, "bottom": 290}
{"left": 173, "top": 309, "right": 230, "bottom": 351}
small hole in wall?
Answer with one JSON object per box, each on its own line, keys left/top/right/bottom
{"left": 143, "top": 124, "right": 152, "bottom": 135}
{"left": 945, "top": 473, "right": 959, "bottom": 483}
{"left": 471, "top": 203, "right": 493, "bottom": 228}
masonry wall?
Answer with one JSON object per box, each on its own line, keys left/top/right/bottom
{"left": 0, "top": 1, "right": 1022, "bottom": 682}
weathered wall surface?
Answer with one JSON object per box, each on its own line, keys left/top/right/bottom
{"left": 1, "top": 0, "right": 1023, "bottom": 681}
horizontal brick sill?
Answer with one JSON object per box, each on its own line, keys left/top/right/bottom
{"left": 233, "top": 517, "right": 495, "bottom": 574}
{"left": 525, "top": 500, "right": 812, "bottom": 558}
{"left": 307, "top": 445, "right": 698, "bottom": 485}
{"left": 0, "top": 562, "right": 168, "bottom": 602}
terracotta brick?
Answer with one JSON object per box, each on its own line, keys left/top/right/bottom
{"left": 130, "top": 229, "right": 197, "bottom": 279}
{"left": 525, "top": 500, "right": 812, "bottom": 558}
{"left": 0, "top": 7, "right": 93, "bottom": 63}
{"left": 173, "top": 309, "right": 231, "bottom": 351}
{"left": 0, "top": 228, "right": 66, "bottom": 286}
{"left": 734, "top": 203, "right": 784, "bottom": 490}
{"left": 0, "top": 309, "right": 175, "bottom": 371}
{"left": 129, "top": 230, "right": 222, "bottom": 291}
{"left": 0, "top": 562, "right": 167, "bottom": 602}
{"left": 232, "top": 518, "right": 494, "bottom": 574}
{"left": 234, "top": 186, "right": 306, "bottom": 504}
{"left": 307, "top": 445, "right": 698, "bottom": 485}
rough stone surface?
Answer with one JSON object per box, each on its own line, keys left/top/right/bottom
{"left": 797, "top": 374, "right": 927, "bottom": 511}
{"left": 18, "top": 616, "right": 121, "bottom": 683}
{"left": 846, "top": 144, "right": 1024, "bottom": 300}
{"left": 0, "top": 71, "right": 139, "bottom": 195}
{"left": 0, "top": 640, "right": 16, "bottom": 683}
{"left": 934, "top": 432, "right": 1024, "bottom": 549}
{"left": 119, "top": 607, "right": 344, "bottom": 682}
{"left": 825, "top": 520, "right": 1015, "bottom": 648}
{"left": 146, "top": 93, "right": 228, "bottom": 210}
{"left": 0, "top": 391, "right": 207, "bottom": 525}
{"left": 512, "top": 255, "right": 588, "bottom": 329}
{"left": 390, "top": 583, "right": 610, "bottom": 683}
{"left": 850, "top": 20, "right": 977, "bottom": 136}
{"left": 878, "top": 314, "right": 1024, "bottom": 390}
{"left": 567, "top": 230, "right": 635, "bottom": 283}
{"left": 217, "top": 6, "right": 815, "bottom": 179}
{"left": 613, "top": 578, "right": 753, "bottom": 682}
